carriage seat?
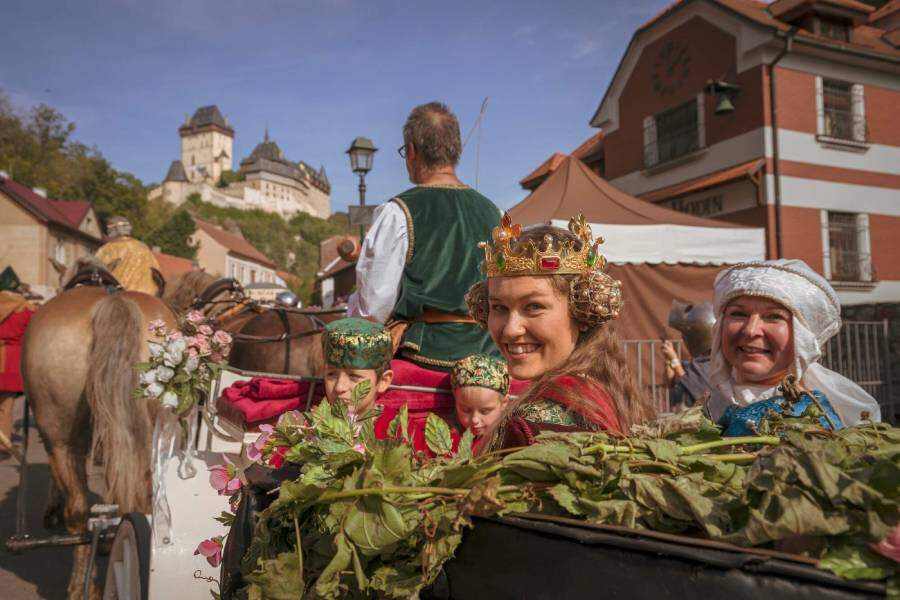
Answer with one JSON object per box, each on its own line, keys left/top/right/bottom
{"left": 215, "top": 359, "right": 531, "bottom": 435}
{"left": 64, "top": 264, "right": 121, "bottom": 291}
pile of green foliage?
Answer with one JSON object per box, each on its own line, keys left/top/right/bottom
{"left": 235, "top": 399, "right": 899, "bottom": 599}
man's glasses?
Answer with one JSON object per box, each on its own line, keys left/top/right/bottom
{"left": 397, "top": 144, "right": 407, "bottom": 158}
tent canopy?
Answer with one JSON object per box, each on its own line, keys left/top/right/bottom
{"left": 508, "top": 156, "right": 765, "bottom": 265}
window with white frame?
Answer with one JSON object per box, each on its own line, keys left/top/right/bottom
{"left": 54, "top": 237, "right": 66, "bottom": 265}
{"left": 817, "top": 77, "right": 866, "bottom": 143}
{"left": 643, "top": 95, "right": 706, "bottom": 168}
{"left": 821, "top": 210, "right": 872, "bottom": 282}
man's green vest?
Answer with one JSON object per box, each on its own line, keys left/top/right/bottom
{"left": 390, "top": 185, "right": 500, "bottom": 370}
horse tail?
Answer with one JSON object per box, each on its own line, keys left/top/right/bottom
{"left": 85, "top": 293, "right": 151, "bottom": 513}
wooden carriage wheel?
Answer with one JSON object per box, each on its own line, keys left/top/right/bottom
{"left": 103, "top": 512, "right": 151, "bottom": 600}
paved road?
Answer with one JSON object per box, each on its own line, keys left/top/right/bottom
{"left": 1, "top": 397, "right": 108, "bottom": 599}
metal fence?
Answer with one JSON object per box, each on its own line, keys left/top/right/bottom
{"left": 623, "top": 320, "right": 892, "bottom": 418}
{"left": 621, "top": 339, "right": 683, "bottom": 414}
{"left": 820, "top": 319, "right": 893, "bottom": 420}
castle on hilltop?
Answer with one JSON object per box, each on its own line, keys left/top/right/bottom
{"left": 149, "top": 105, "right": 330, "bottom": 219}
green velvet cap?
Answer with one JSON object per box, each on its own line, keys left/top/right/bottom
{"left": 451, "top": 354, "right": 509, "bottom": 395}
{"left": 322, "top": 318, "right": 392, "bottom": 370}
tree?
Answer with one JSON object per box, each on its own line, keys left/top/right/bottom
{"left": 145, "top": 210, "right": 199, "bottom": 259}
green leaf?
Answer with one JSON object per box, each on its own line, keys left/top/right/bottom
{"left": 457, "top": 429, "right": 475, "bottom": 460}
{"left": 350, "top": 379, "right": 373, "bottom": 410}
{"left": 387, "top": 405, "right": 409, "bottom": 442}
{"left": 424, "top": 413, "right": 453, "bottom": 456}
{"left": 314, "top": 531, "right": 354, "bottom": 598}
{"left": 819, "top": 543, "right": 892, "bottom": 581}
{"left": 245, "top": 551, "right": 304, "bottom": 600}
{"left": 213, "top": 510, "right": 234, "bottom": 527}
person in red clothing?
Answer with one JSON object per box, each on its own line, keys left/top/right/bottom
{"left": 321, "top": 317, "right": 459, "bottom": 455}
{"left": 0, "top": 288, "right": 36, "bottom": 457}
{"left": 465, "top": 214, "right": 656, "bottom": 449}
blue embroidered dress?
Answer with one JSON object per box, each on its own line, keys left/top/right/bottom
{"left": 716, "top": 389, "right": 845, "bottom": 437}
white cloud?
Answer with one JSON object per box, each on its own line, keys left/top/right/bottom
{"left": 572, "top": 39, "right": 598, "bottom": 59}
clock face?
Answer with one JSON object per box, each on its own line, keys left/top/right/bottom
{"left": 652, "top": 40, "right": 691, "bottom": 96}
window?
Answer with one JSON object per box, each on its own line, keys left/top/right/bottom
{"left": 54, "top": 238, "right": 66, "bottom": 265}
{"left": 825, "top": 211, "right": 871, "bottom": 282}
{"left": 818, "top": 18, "right": 849, "bottom": 42}
{"left": 820, "top": 78, "right": 866, "bottom": 142}
{"left": 643, "top": 96, "right": 704, "bottom": 168}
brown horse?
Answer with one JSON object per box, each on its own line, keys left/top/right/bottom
{"left": 21, "top": 286, "right": 175, "bottom": 599}
{"left": 163, "top": 269, "right": 341, "bottom": 376}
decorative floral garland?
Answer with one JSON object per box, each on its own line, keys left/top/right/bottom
{"left": 136, "top": 310, "right": 233, "bottom": 417}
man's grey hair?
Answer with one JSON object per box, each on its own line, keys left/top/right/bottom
{"left": 402, "top": 102, "right": 462, "bottom": 169}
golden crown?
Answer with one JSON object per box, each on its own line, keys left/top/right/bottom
{"left": 479, "top": 213, "right": 609, "bottom": 278}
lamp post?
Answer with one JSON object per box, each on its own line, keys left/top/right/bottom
{"left": 346, "top": 136, "right": 378, "bottom": 243}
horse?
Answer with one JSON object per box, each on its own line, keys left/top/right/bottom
{"left": 21, "top": 278, "right": 175, "bottom": 598}
{"left": 164, "top": 269, "right": 343, "bottom": 376}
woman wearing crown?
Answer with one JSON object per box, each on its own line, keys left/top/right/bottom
{"left": 465, "top": 214, "right": 654, "bottom": 447}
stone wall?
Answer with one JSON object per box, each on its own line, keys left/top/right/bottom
{"left": 841, "top": 302, "right": 900, "bottom": 423}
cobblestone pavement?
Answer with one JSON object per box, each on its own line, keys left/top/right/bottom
{"left": 0, "top": 396, "right": 108, "bottom": 599}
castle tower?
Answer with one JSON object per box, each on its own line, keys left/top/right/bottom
{"left": 179, "top": 105, "right": 234, "bottom": 184}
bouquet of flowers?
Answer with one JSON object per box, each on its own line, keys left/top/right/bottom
{"left": 136, "top": 310, "right": 233, "bottom": 417}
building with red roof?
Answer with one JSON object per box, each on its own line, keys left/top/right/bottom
{"left": 190, "top": 217, "right": 281, "bottom": 287}
{"left": 522, "top": 0, "right": 899, "bottom": 306}
{"left": 0, "top": 174, "right": 102, "bottom": 298}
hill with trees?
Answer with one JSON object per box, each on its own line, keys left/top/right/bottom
{"left": 0, "top": 91, "right": 353, "bottom": 301}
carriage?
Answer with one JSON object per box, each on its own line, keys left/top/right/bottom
{"left": 7, "top": 274, "right": 891, "bottom": 599}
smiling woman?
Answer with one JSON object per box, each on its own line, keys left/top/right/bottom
{"left": 708, "top": 259, "right": 881, "bottom": 434}
{"left": 466, "top": 215, "right": 654, "bottom": 448}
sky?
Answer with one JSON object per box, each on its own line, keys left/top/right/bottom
{"left": 0, "top": 0, "right": 670, "bottom": 213}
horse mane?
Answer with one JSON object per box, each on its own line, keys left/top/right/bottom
{"left": 163, "top": 269, "right": 217, "bottom": 316}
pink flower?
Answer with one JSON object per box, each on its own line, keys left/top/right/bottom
{"left": 194, "top": 337, "right": 212, "bottom": 356}
{"left": 198, "top": 324, "right": 213, "bottom": 336}
{"left": 148, "top": 319, "right": 168, "bottom": 335}
{"left": 168, "top": 330, "right": 183, "bottom": 340}
{"left": 352, "top": 443, "right": 366, "bottom": 455}
{"left": 246, "top": 425, "right": 273, "bottom": 462}
{"left": 210, "top": 351, "right": 223, "bottom": 364}
{"left": 187, "top": 310, "right": 206, "bottom": 324}
{"left": 208, "top": 456, "right": 241, "bottom": 495}
{"left": 213, "top": 330, "right": 232, "bottom": 347}
{"left": 194, "top": 536, "right": 223, "bottom": 567}
{"left": 871, "top": 525, "right": 900, "bottom": 563}
{"left": 268, "top": 446, "right": 289, "bottom": 469}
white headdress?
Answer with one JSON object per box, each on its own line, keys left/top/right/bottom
{"left": 707, "top": 259, "right": 880, "bottom": 426}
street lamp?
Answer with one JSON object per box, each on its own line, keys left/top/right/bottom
{"left": 346, "top": 136, "right": 378, "bottom": 243}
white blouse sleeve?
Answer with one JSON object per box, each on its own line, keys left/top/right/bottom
{"left": 346, "top": 201, "right": 408, "bottom": 323}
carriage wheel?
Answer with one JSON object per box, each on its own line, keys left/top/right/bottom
{"left": 103, "top": 512, "right": 151, "bottom": 600}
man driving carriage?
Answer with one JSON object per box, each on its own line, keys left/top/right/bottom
{"left": 94, "top": 215, "right": 162, "bottom": 295}
{"left": 347, "top": 102, "right": 501, "bottom": 371}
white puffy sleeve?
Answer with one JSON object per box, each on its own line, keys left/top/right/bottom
{"left": 346, "top": 201, "right": 409, "bottom": 323}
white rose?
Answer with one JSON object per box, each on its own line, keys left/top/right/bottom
{"left": 160, "top": 391, "right": 178, "bottom": 409}
{"left": 140, "top": 370, "right": 157, "bottom": 386}
{"left": 163, "top": 350, "right": 184, "bottom": 367}
{"left": 155, "top": 366, "right": 175, "bottom": 383}
{"left": 149, "top": 342, "right": 165, "bottom": 358}
{"left": 168, "top": 337, "right": 187, "bottom": 355}
{"left": 145, "top": 382, "right": 164, "bottom": 399}
{"left": 183, "top": 355, "right": 200, "bottom": 374}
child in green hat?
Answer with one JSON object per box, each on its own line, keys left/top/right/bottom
{"left": 322, "top": 318, "right": 394, "bottom": 415}
{"left": 451, "top": 354, "right": 510, "bottom": 439}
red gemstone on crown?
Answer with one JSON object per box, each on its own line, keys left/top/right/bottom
{"left": 540, "top": 257, "right": 561, "bottom": 269}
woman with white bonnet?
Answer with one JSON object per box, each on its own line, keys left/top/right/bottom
{"left": 707, "top": 259, "right": 881, "bottom": 436}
